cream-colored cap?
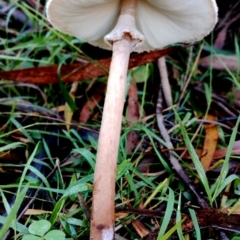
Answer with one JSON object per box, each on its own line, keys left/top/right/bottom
{"left": 47, "top": 0, "right": 218, "bottom": 52}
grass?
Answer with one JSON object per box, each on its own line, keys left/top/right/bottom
{"left": 0, "top": 0, "right": 240, "bottom": 239}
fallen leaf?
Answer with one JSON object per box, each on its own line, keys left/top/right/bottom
{"left": 132, "top": 220, "right": 150, "bottom": 238}
{"left": 201, "top": 115, "right": 219, "bottom": 171}
{"left": 24, "top": 209, "right": 52, "bottom": 215}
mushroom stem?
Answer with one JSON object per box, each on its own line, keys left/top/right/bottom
{"left": 90, "top": 0, "right": 141, "bottom": 239}
{"left": 90, "top": 35, "right": 132, "bottom": 240}
{"left": 90, "top": 34, "right": 132, "bottom": 240}
{"left": 121, "top": 0, "right": 137, "bottom": 14}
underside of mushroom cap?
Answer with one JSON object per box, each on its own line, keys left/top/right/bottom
{"left": 46, "top": 0, "right": 120, "bottom": 48}
{"left": 135, "top": 0, "right": 218, "bottom": 52}
{"left": 47, "top": 0, "right": 218, "bottom": 52}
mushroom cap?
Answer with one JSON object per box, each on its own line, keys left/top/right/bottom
{"left": 46, "top": 0, "right": 218, "bottom": 52}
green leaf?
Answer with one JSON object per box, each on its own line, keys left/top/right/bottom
{"left": 232, "top": 237, "right": 240, "bottom": 240}
{"left": 72, "top": 148, "right": 95, "bottom": 169}
{"left": 0, "top": 189, "right": 11, "bottom": 214}
{"left": 17, "top": 142, "right": 41, "bottom": 196}
{"left": 44, "top": 230, "right": 65, "bottom": 240}
{"left": 116, "top": 160, "right": 131, "bottom": 180}
{"left": 49, "top": 198, "right": 66, "bottom": 225}
{"left": 174, "top": 109, "right": 212, "bottom": 202}
{"left": 62, "top": 182, "right": 89, "bottom": 198}
{"left": 176, "top": 193, "right": 185, "bottom": 240}
{"left": 29, "top": 220, "right": 51, "bottom": 237}
{"left": 0, "top": 142, "right": 25, "bottom": 152}
{"left": 66, "top": 218, "right": 86, "bottom": 227}
{"left": 157, "top": 188, "right": 175, "bottom": 238}
{"left": 0, "top": 185, "right": 29, "bottom": 238}
{"left": 131, "top": 65, "right": 150, "bottom": 83}
{"left": 189, "top": 208, "right": 201, "bottom": 240}
{"left": 0, "top": 216, "right": 28, "bottom": 234}
{"left": 22, "top": 235, "right": 42, "bottom": 240}
{"left": 211, "top": 116, "right": 240, "bottom": 203}
{"left": 158, "top": 219, "right": 183, "bottom": 240}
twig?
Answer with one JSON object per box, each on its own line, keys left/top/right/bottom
{"left": 158, "top": 56, "right": 172, "bottom": 107}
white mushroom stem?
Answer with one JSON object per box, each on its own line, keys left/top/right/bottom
{"left": 90, "top": 0, "right": 143, "bottom": 239}
{"left": 90, "top": 36, "right": 131, "bottom": 240}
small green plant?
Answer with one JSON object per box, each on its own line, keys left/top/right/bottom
{"left": 22, "top": 220, "right": 65, "bottom": 240}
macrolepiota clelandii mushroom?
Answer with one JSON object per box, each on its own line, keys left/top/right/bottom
{"left": 46, "top": 0, "right": 218, "bottom": 239}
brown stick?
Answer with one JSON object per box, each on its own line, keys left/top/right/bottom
{"left": 0, "top": 48, "right": 173, "bottom": 84}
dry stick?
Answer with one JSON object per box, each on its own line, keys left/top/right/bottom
{"left": 90, "top": 35, "right": 132, "bottom": 240}
{"left": 158, "top": 57, "right": 172, "bottom": 107}
{"left": 157, "top": 61, "right": 208, "bottom": 209}
{"left": 0, "top": 48, "right": 173, "bottom": 84}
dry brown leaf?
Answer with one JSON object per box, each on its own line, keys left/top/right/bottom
{"left": 24, "top": 209, "right": 52, "bottom": 215}
{"left": 200, "top": 115, "right": 219, "bottom": 171}
{"left": 132, "top": 220, "right": 150, "bottom": 238}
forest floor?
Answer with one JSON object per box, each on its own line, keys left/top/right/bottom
{"left": 0, "top": 0, "right": 240, "bottom": 239}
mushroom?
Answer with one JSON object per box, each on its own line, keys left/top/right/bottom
{"left": 46, "top": 0, "right": 218, "bottom": 239}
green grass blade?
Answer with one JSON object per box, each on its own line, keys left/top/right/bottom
{"left": 211, "top": 116, "right": 240, "bottom": 203}
{"left": 189, "top": 208, "right": 201, "bottom": 240}
{"left": 157, "top": 187, "right": 175, "bottom": 238}
{"left": 174, "top": 109, "right": 212, "bottom": 202}
{"left": 0, "top": 185, "right": 29, "bottom": 238}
